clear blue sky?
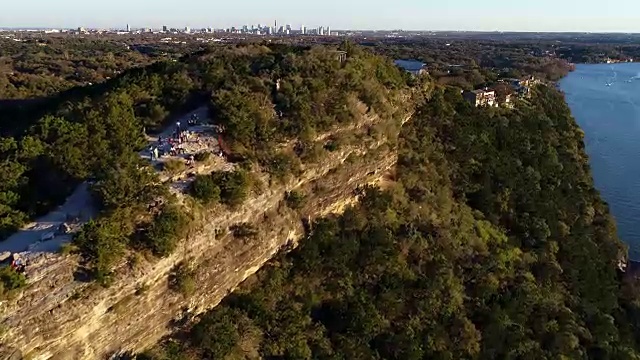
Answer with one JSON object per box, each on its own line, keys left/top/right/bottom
{"left": 2, "top": 0, "right": 639, "bottom": 32}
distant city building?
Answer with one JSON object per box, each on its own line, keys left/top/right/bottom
{"left": 185, "top": 26, "right": 190, "bottom": 33}
{"left": 301, "top": 25, "right": 306, "bottom": 34}
{"left": 126, "top": 24, "right": 130, "bottom": 32}
{"left": 162, "top": 25, "right": 168, "bottom": 32}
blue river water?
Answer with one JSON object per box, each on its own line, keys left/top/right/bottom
{"left": 560, "top": 63, "right": 640, "bottom": 260}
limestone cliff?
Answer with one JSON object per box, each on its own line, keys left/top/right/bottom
{"left": 0, "top": 113, "right": 405, "bottom": 359}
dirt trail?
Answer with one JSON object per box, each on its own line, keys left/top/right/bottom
{"left": 0, "top": 182, "right": 95, "bottom": 256}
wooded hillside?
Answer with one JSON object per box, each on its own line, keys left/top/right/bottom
{"left": 143, "top": 86, "right": 640, "bottom": 360}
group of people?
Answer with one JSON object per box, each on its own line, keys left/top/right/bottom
{"left": 149, "top": 126, "right": 194, "bottom": 161}
{"left": 10, "top": 256, "right": 26, "bottom": 274}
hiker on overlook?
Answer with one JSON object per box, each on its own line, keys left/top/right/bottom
{"left": 11, "top": 257, "right": 26, "bottom": 274}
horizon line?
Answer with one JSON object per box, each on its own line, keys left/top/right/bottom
{"left": 2, "top": 27, "right": 640, "bottom": 35}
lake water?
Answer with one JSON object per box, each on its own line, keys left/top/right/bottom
{"left": 560, "top": 63, "right": 640, "bottom": 260}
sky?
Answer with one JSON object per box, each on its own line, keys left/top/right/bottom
{"left": 2, "top": 0, "right": 640, "bottom": 32}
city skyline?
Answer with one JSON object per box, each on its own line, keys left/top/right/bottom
{"left": 3, "top": 0, "right": 640, "bottom": 32}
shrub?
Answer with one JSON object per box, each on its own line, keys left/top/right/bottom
{"left": 266, "top": 151, "right": 302, "bottom": 182}
{"left": 191, "top": 174, "right": 221, "bottom": 204}
{"left": 74, "top": 218, "right": 128, "bottom": 284}
{"left": 143, "top": 205, "right": 189, "bottom": 257}
{"left": 324, "top": 141, "right": 338, "bottom": 152}
{"left": 230, "top": 223, "right": 259, "bottom": 239}
{"left": 191, "top": 170, "right": 250, "bottom": 206}
{"left": 211, "top": 170, "right": 251, "bottom": 206}
{"left": 170, "top": 262, "right": 196, "bottom": 297}
{"left": 0, "top": 265, "right": 26, "bottom": 296}
{"left": 295, "top": 141, "right": 325, "bottom": 163}
{"left": 285, "top": 190, "right": 307, "bottom": 210}
{"left": 93, "top": 163, "right": 161, "bottom": 211}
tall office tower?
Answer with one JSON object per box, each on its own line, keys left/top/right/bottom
{"left": 318, "top": 26, "right": 324, "bottom": 36}
{"left": 301, "top": 25, "right": 306, "bottom": 34}
{"left": 326, "top": 26, "right": 331, "bottom": 35}
{"left": 185, "top": 26, "right": 190, "bottom": 33}
{"left": 162, "top": 25, "right": 168, "bottom": 32}
{"left": 126, "top": 24, "right": 130, "bottom": 32}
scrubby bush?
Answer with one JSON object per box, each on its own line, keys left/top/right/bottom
{"left": 285, "top": 190, "right": 307, "bottom": 210}
{"left": 190, "top": 170, "right": 251, "bottom": 207}
{"left": 212, "top": 170, "right": 251, "bottom": 206}
{"left": 191, "top": 174, "right": 221, "bottom": 204}
{"left": 143, "top": 205, "right": 189, "bottom": 257}
{"left": 0, "top": 265, "right": 26, "bottom": 297}
{"left": 266, "top": 152, "right": 302, "bottom": 182}
{"left": 74, "top": 217, "right": 129, "bottom": 284}
{"left": 323, "top": 140, "right": 339, "bottom": 152}
{"left": 169, "top": 262, "right": 196, "bottom": 297}
{"left": 230, "top": 223, "right": 258, "bottom": 239}
{"left": 93, "top": 160, "right": 161, "bottom": 211}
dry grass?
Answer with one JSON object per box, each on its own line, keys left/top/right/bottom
{"left": 163, "top": 159, "right": 186, "bottom": 177}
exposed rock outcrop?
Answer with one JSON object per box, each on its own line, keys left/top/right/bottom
{"left": 0, "top": 113, "right": 405, "bottom": 359}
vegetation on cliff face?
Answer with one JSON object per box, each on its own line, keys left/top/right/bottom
{"left": 143, "top": 86, "right": 640, "bottom": 359}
